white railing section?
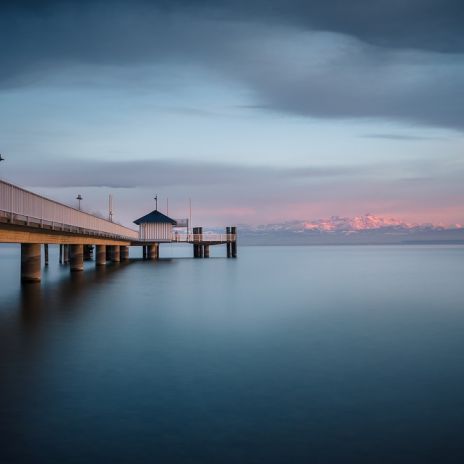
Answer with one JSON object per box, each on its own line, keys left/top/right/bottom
{"left": 173, "top": 233, "right": 236, "bottom": 242}
{"left": 0, "top": 179, "right": 138, "bottom": 240}
{"left": 137, "top": 234, "right": 235, "bottom": 242}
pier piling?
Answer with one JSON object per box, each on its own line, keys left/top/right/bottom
{"left": 231, "top": 226, "right": 237, "bottom": 258}
{"left": 148, "top": 244, "right": 158, "bottom": 260}
{"left": 96, "top": 245, "right": 106, "bottom": 266}
{"left": 120, "top": 246, "right": 129, "bottom": 261}
{"left": 84, "top": 245, "right": 93, "bottom": 261}
{"left": 70, "top": 244, "right": 84, "bottom": 272}
{"left": 226, "top": 227, "right": 232, "bottom": 258}
{"left": 21, "top": 243, "right": 41, "bottom": 282}
{"left": 63, "top": 244, "right": 69, "bottom": 264}
{"left": 111, "top": 245, "right": 120, "bottom": 262}
{"left": 193, "top": 227, "right": 203, "bottom": 258}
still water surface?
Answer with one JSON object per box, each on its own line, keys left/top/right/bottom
{"left": 1, "top": 245, "right": 464, "bottom": 463}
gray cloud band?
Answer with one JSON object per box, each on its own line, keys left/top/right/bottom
{"left": 1, "top": 2, "right": 463, "bottom": 130}
{"left": 15, "top": 159, "right": 363, "bottom": 188}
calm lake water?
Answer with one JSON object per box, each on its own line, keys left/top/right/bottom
{"left": 1, "top": 244, "right": 464, "bottom": 463}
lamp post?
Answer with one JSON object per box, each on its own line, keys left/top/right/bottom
{"left": 154, "top": 195, "right": 158, "bottom": 211}
{"left": 76, "top": 194, "right": 83, "bottom": 211}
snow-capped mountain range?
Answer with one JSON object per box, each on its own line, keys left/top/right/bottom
{"left": 246, "top": 214, "right": 454, "bottom": 234}
{"left": 237, "top": 214, "right": 464, "bottom": 245}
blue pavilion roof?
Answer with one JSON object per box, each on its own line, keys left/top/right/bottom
{"left": 133, "top": 210, "right": 177, "bottom": 225}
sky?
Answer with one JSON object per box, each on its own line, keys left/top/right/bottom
{"left": 0, "top": 0, "right": 463, "bottom": 228}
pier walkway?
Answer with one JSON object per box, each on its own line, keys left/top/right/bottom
{"left": 0, "top": 179, "right": 237, "bottom": 282}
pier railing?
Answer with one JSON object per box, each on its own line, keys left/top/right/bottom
{"left": 172, "top": 233, "right": 236, "bottom": 243}
{"left": 135, "top": 233, "right": 236, "bottom": 243}
{"left": 0, "top": 179, "right": 138, "bottom": 240}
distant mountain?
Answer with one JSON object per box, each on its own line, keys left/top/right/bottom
{"left": 236, "top": 214, "right": 464, "bottom": 245}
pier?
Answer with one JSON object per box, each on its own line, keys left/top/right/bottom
{"left": 0, "top": 179, "right": 237, "bottom": 282}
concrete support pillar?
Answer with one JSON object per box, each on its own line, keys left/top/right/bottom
{"left": 21, "top": 243, "right": 41, "bottom": 282}
{"left": 231, "top": 226, "right": 237, "bottom": 258}
{"left": 59, "top": 244, "right": 63, "bottom": 264}
{"left": 70, "top": 244, "right": 84, "bottom": 272}
{"left": 44, "top": 244, "right": 49, "bottom": 266}
{"left": 226, "top": 227, "right": 232, "bottom": 258}
{"left": 112, "top": 245, "right": 120, "bottom": 262}
{"left": 193, "top": 228, "right": 198, "bottom": 258}
{"left": 148, "top": 244, "right": 158, "bottom": 260}
{"left": 204, "top": 245, "right": 210, "bottom": 258}
{"left": 84, "top": 245, "right": 93, "bottom": 261}
{"left": 120, "top": 246, "right": 129, "bottom": 261}
{"left": 63, "top": 244, "right": 69, "bottom": 264}
{"left": 96, "top": 245, "right": 106, "bottom": 266}
{"left": 193, "top": 227, "right": 203, "bottom": 258}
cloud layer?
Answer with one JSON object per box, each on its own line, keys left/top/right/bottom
{"left": 13, "top": 157, "right": 464, "bottom": 226}
{"left": 1, "top": 1, "right": 464, "bottom": 129}
{"left": 1, "top": 1, "right": 463, "bottom": 226}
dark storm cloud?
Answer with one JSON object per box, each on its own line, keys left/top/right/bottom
{"left": 1, "top": 1, "right": 464, "bottom": 129}
{"left": 171, "top": 0, "right": 464, "bottom": 53}
{"left": 7, "top": 0, "right": 464, "bottom": 52}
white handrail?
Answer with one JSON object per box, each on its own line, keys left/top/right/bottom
{"left": 173, "top": 233, "right": 236, "bottom": 242}
{"left": 136, "top": 234, "right": 236, "bottom": 242}
{"left": 0, "top": 179, "right": 138, "bottom": 239}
